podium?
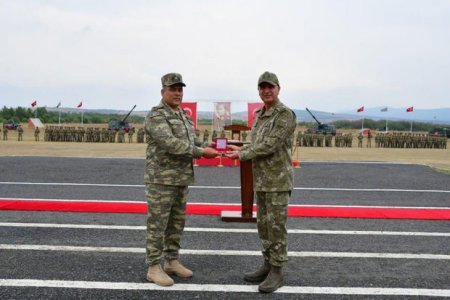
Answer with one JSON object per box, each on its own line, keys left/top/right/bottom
{"left": 221, "top": 141, "right": 256, "bottom": 222}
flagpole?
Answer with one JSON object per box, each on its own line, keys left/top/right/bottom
{"left": 386, "top": 119, "right": 388, "bottom": 133}
{"left": 81, "top": 109, "right": 84, "bottom": 126}
{"left": 58, "top": 109, "right": 61, "bottom": 126}
{"left": 35, "top": 108, "right": 37, "bottom": 119}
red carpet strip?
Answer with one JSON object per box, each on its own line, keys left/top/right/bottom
{"left": 1, "top": 199, "right": 449, "bottom": 220}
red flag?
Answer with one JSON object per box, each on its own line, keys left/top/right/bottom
{"left": 247, "top": 102, "right": 264, "bottom": 128}
{"left": 406, "top": 106, "right": 413, "bottom": 112}
{"left": 77, "top": 101, "right": 83, "bottom": 108}
{"left": 179, "top": 102, "right": 197, "bottom": 128}
{"left": 31, "top": 100, "right": 37, "bottom": 107}
{"left": 357, "top": 106, "right": 364, "bottom": 113}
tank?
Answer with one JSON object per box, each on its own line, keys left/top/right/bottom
{"left": 305, "top": 107, "right": 336, "bottom": 135}
{"left": 108, "top": 105, "right": 136, "bottom": 132}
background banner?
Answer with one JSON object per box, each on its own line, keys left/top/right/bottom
{"left": 247, "top": 102, "right": 263, "bottom": 128}
{"left": 213, "top": 102, "right": 231, "bottom": 131}
{"left": 179, "top": 102, "right": 197, "bottom": 128}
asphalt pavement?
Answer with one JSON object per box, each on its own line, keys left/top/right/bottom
{"left": 0, "top": 156, "right": 449, "bottom": 299}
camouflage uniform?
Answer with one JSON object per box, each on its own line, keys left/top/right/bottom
{"left": 203, "top": 129, "right": 209, "bottom": 143}
{"left": 241, "top": 130, "right": 247, "bottom": 141}
{"left": 34, "top": 127, "right": 40, "bottom": 141}
{"left": 3, "top": 127, "right": 7, "bottom": 140}
{"left": 239, "top": 100, "right": 296, "bottom": 267}
{"left": 144, "top": 98, "right": 205, "bottom": 266}
{"left": 17, "top": 126, "right": 24, "bottom": 141}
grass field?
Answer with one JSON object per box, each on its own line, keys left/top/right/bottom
{"left": 1, "top": 123, "right": 449, "bottom": 173}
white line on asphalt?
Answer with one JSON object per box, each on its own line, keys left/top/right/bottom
{"left": 1, "top": 222, "right": 449, "bottom": 237}
{"left": 1, "top": 244, "right": 449, "bottom": 260}
{"left": 2, "top": 198, "right": 450, "bottom": 209}
{"left": 0, "top": 279, "right": 448, "bottom": 296}
{"left": 0, "top": 182, "right": 142, "bottom": 188}
{"left": 1, "top": 181, "right": 449, "bottom": 193}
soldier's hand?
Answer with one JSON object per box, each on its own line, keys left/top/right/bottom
{"left": 202, "top": 147, "right": 219, "bottom": 159}
{"left": 224, "top": 150, "right": 239, "bottom": 159}
{"left": 227, "top": 144, "right": 241, "bottom": 151}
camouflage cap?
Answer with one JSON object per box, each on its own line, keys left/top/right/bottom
{"left": 161, "top": 73, "right": 186, "bottom": 87}
{"left": 258, "top": 71, "right": 279, "bottom": 87}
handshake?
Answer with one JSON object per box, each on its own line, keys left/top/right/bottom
{"left": 201, "top": 138, "right": 241, "bottom": 159}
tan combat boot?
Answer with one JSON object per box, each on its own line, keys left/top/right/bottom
{"left": 163, "top": 259, "right": 193, "bottom": 278}
{"left": 146, "top": 264, "right": 174, "bottom": 286}
{"left": 243, "top": 260, "right": 271, "bottom": 282}
{"left": 258, "top": 266, "right": 284, "bottom": 293}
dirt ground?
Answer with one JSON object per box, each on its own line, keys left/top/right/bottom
{"left": 1, "top": 123, "right": 449, "bottom": 172}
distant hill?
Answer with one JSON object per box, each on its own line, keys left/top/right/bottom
{"left": 46, "top": 106, "right": 450, "bottom": 124}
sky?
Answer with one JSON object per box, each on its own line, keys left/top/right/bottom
{"left": 1, "top": 0, "right": 449, "bottom": 113}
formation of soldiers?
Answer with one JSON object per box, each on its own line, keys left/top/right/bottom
{"left": 1, "top": 125, "right": 447, "bottom": 149}
{"left": 41, "top": 126, "right": 144, "bottom": 143}
{"left": 294, "top": 131, "right": 447, "bottom": 149}
{"left": 374, "top": 132, "right": 447, "bottom": 149}
{"left": 296, "top": 132, "right": 337, "bottom": 147}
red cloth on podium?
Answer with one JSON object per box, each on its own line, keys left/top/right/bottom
{"left": 194, "top": 157, "right": 240, "bottom": 167}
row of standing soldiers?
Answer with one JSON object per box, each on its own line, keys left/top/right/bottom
{"left": 194, "top": 129, "right": 448, "bottom": 149}
{"left": 3, "top": 126, "right": 447, "bottom": 149}
{"left": 373, "top": 132, "right": 447, "bottom": 149}
{"left": 194, "top": 129, "right": 249, "bottom": 142}
{"left": 296, "top": 132, "right": 353, "bottom": 147}
{"left": 43, "top": 126, "right": 146, "bottom": 143}
{"left": 295, "top": 131, "right": 447, "bottom": 149}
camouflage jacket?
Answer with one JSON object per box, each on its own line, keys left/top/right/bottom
{"left": 239, "top": 100, "right": 296, "bottom": 192}
{"left": 144, "top": 100, "right": 205, "bottom": 186}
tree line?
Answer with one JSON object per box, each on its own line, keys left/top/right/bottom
{"left": 0, "top": 106, "right": 145, "bottom": 125}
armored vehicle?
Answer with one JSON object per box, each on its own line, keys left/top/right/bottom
{"left": 3, "top": 121, "right": 19, "bottom": 130}
{"left": 305, "top": 107, "right": 336, "bottom": 135}
{"left": 108, "top": 105, "right": 136, "bottom": 132}
{"left": 429, "top": 127, "right": 449, "bottom": 138}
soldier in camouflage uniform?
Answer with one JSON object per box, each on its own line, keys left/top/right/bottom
{"left": 241, "top": 130, "right": 248, "bottom": 141}
{"left": 144, "top": 73, "right": 218, "bottom": 287}
{"left": 2, "top": 126, "right": 8, "bottom": 140}
{"left": 34, "top": 127, "right": 40, "bottom": 141}
{"left": 17, "top": 125, "right": 24, "bottom": 141}
{"left": 226, "top": 72, "right": 296, "bottom": 293}
{"left": 137, "top": 127, "right": 145, "bottom": 143}
{"left": 211, "top": 129, "right": 217, "bottom": 141}
{"left": 203, "top": 129, "right": 209, "bottom": 142}
{"left": 128, "top": 127, "right": 135, "bottom": 143}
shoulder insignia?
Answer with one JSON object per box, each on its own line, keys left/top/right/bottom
{"left": 148, "top": 111, "right": 160, "bottom": 118}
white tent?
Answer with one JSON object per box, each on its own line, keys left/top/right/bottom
{"left": 28, "top": 118, "right": 44, "bottom": 129}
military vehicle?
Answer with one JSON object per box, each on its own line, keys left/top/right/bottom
{"left": 3, "top": 121, "right": 19, "bottom": 130}
{"left": 429, "top": 127, "right": 449, "bottom": 138}
{"left": 108, "top": 105, "right": 136, "bottom": 132}
{"left": 305, "top": 107, "right": 337, "bottom": 135}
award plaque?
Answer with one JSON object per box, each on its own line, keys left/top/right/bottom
{"left": 215, "top": 138, "right": 228, "bottom": 151}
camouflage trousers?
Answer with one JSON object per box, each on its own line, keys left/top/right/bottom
{"left": 256, "top": 191, "right": 289, "bottom": 267}
{"left": 145, "top": 183, "right": 188, "bottom": 266}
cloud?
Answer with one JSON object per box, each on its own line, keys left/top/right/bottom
{"left": 0, "top": 0, "right": 450, "bottom": 111}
